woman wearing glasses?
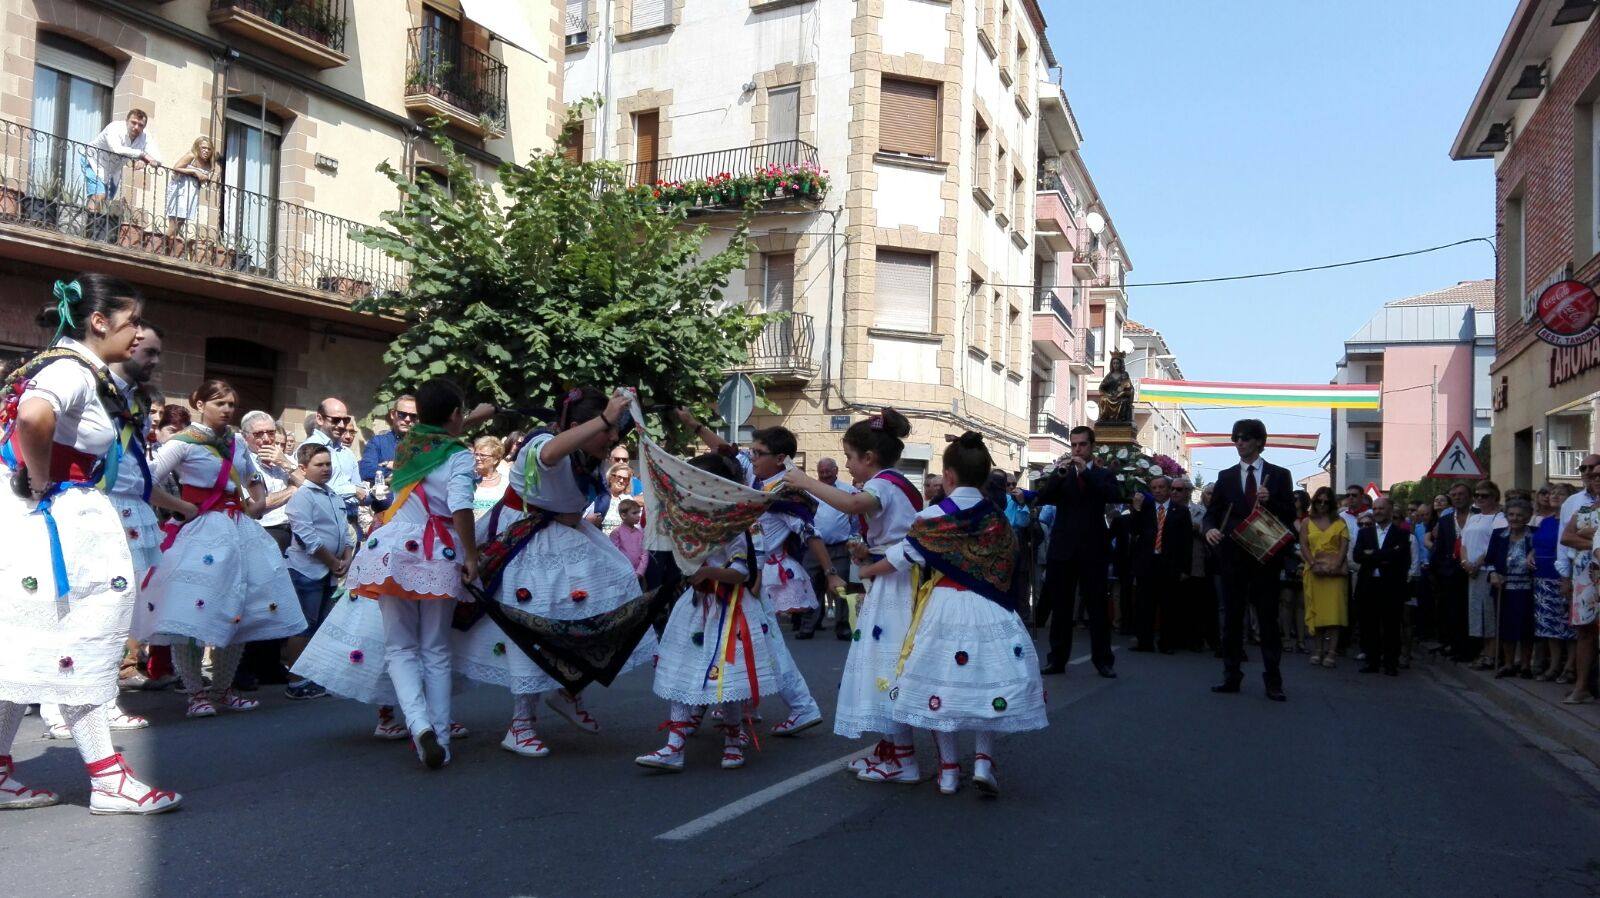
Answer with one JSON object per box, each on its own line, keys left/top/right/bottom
{"left": 470, "top": 436, "right": 508, "bottom": 520}
{"left": 1460, "top": 480, "right": 1508, "bottom": 671}
{"left": 1299, "top": 487, "right": 1349, "bottom": 667}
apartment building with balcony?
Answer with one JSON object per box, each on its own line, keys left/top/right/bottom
{"left": 562, "top": 0, "right": 1046, "bottom": 477}
{"left": 1026, "top": 60, "right": 1109, "bottom": 469}
{"left": 1330, "top": 279, "right": 1495, "bottom": 491}
{"left": 0, "top": 0, "right": 561, "bottom": 421}
{"left": 1122, "top": 318, "right": 1191, "bottom": 467}
{"left": 1451, "top": 0, "right": 1600, "bottom": 488}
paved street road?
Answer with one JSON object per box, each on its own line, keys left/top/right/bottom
{"left": 8, "top": 630, "right": 1600, "bottom": 898}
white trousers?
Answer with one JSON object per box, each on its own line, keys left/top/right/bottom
{"left": 378, "top": 597, "right": 455, "bottom": 746}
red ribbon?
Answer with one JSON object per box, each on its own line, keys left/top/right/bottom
{"left": 767, "top": 552, "right": 793, "bottom": 584}
{"left": 413, "top": 483, "right": 456, "bottom": 560}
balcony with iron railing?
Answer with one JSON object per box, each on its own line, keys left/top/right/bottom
{"left": 405, "top": 26, "right": 508, "bottom": 137}
{"left": 625, "top": 141, "right": 827, "bottom": 213}
{"left": 1551, "top": 448, "right": 1589, "bottom": 478}
{"left": 208, "top": 0, "right": 350, "bottom": 68}
{"left": 1034, "top": 170, "right": 1080, "bottom": 256}
{"left": 1030, "top": 287, "right": 1075, "bottom": 364}
{"left": 1029, "top": 409, "right": 1072, "bottom": 459}
{"left": 0, "top": 119, "right": 403, "bottom": 312}
{"left": 729, "top": 313, "right": 818, "bottom": 383}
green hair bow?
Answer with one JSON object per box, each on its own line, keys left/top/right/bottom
{"left": 50, "top": 279, "right": 81, "bottom": 344}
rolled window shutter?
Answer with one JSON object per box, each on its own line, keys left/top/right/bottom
{"left": 632, "top": 0, "right": 669, "bottom": 30}
{"left": 875, "top": 250, "right": 933, "bottom": 331}
{"left": 879, "top": 79, "right": 938, "bottom": 158}
{"left": 768, "top": 86, "right": 800, "bottom": 145}
{"left": 764, "top": 252, "right": 795, "bottom": 312}
{"left": 566, "top": 0, "right": 587, "bottom": 35}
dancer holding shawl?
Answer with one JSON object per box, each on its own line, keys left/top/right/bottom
{"left": 0, "top": 273, "right": 180, "bottom": 814}
{"left": 138, "top": 380, "right": 303, "bottom": 719}
{"left": 457, "top": 387, "right": 656, "bottom": 758}
{"left": 859, "top": 433, "right": 1046, "bottom": 796}
{"left": 674, "top": 413, "right": 831, "bottom": 736}
{"left": 346, "top": 378, "right": 478, "bottom": 770}
{"left": 637, "top": 453, "right": 779, "bottom": 772}
{"left": 785, "top": 408, "right": 925, "bottom": 783}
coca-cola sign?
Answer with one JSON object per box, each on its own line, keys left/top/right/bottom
{"left": 1535, "top": 280, "right": 1600, "bottom": 347}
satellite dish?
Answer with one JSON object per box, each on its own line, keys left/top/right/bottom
{"left": 1085, "top": 211, "right": 1106, "bottom": 235}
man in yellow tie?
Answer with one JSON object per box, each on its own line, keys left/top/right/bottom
{"left": 1131, "top": 475, "right": 1193, "bottom": 655}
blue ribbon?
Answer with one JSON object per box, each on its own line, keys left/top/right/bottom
{"left": 702, "top": 593, "right": 729, "bottom": 689}
{"left": 33, "top": 480, "right": 95, "bottom": 598}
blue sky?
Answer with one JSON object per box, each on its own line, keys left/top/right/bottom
{"left": 1043, "top": 0, "right": 1511, "bottom": 485}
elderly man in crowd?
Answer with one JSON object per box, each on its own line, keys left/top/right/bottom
{"left": 801, "top": 457, "right": 858, "bottom": 640}
{"left": 237, "top": 410, "right": 306, "bottom": 689}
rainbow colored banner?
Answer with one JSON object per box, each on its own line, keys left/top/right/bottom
{"left": 1139, "top": 380, "right": 1380, "bottom": 410}
{"left": 1184, "top": 432, "right": 1321, "bottom": 451}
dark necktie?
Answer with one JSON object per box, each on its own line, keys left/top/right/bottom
{"left": 1244, "top": 464, "right": 1257, "bottom": 508}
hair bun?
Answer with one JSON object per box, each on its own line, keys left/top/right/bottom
{"left": 956, "top": 430, "right": 984, "bottom": 449}
{"left": 878, "top": 407, "right": 911, "bottom": 439}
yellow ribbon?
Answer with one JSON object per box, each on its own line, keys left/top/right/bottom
{"left": 712, "top": 584, "right": 743, "bottom": 705}
{"left": 894, "top": 567, "right": 943, "bottom": 677}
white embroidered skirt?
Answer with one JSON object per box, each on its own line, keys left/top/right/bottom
{"left": 137, "top": 510, "right": 304, "bottom": 647}
{"left": 834, "top": 565, "right": 913, "bottom": 738}
{"left": 652, "top": 587, "right": 779, "bottom": 706}
{"left": 890, "top": 586, "right": 1047, "bottom": 733}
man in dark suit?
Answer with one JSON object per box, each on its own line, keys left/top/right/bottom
{"left": 1132, "top": 475, "right": 1195, "bottom": 654}
{"left": 1022, "top": 425, "right": 1118, "bottom": 678}
{"left": 1203, "top": 419, "right": 1297, "bottom": 701}
{"left": 1429, "top": 481, "right": 1476, "bottom": 662}
{"left": 1353, "top": 496, "right": 1411, "bottom": 676}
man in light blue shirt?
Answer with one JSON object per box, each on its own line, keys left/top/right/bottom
{"left": 804, "top": 457, "right": 859, "bottom": 640}
{"left": 301, "top": 396, "right": 368, "bottom": 519}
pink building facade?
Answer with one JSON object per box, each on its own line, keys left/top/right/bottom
{"left": 1332, "top": 281, "right": 1495, "bottom": 491}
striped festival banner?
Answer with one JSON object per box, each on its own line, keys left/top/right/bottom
{"left": 1138, "top": 380, "right": 1381, "bottom": 409}
{"left": 1184, "top": 432, "right": 1321, "bottom": 451}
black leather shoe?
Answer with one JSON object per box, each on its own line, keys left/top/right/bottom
{"left": 1265, "top": 687, "right": 1288, "bottom": 702}
{"left": 1359, "top": 665, "right": 1379, "bottom": 674}
{"left": 1211, "top": 681, "right": 1241, "bottom": 694}
{"left": 1040, "top": 664, "right": 1067, "bottom": 676}
{"left": 1095, "top": 665, "right": 1117, "bottom": 679}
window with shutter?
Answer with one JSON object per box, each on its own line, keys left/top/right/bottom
{"left": 763, "top": 252, "right": 795, "bottom": 312}
{"left": 566, "top": 0, "right": 589, "bottom": 44}
{"left": 768, "top": 85, "right": 800, "bottom": 147}
{"left": 561, "top": 125, "right": 583, "bottom": 164}
{"left": 634, "top": 110, "right": 659, "bottom": 183}
{"left": 879, "top": 78, "right": 939, "bottom": 159}
{"left": 875, "top": 250, "right": 934, "bottom": 331}
{"left": 632, "top": 0, "right": 670, "bottom": 31}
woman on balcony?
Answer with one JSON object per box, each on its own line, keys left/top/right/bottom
{"left": 0, "top": 273, "right": 181, "bottom": 814}
{"left": 163, "top": 137, "right": 216, "bottom": 255}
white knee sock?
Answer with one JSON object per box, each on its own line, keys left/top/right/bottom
{"left": 211, "top": 644, "right": 245, "bottom": 693}
{"left": 172, "top": 641, "right": 206, "bottom": 696}
{"left": 0, "top": 701, "right": 23, "bottom": 755}
{"left": 60, "top": 703, "right": 113, "bottom": 763}
{"left": 975, "top": 731, "right": 994, "bottom": 759}
{"left": 934, "top": 730, "right": 958, "bottom": 764}
{"left": 513, "top": 692, "right": 540, "bottom": 720}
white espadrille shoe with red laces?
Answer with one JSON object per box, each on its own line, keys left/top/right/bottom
{"left": 855, "top": 744, "right": 919, "bottom": 784}
{"left": 848, "top": 738, "right": 897, "bottom": 773}
{"left": 0, "top": 756, "right": 59, "bottom": 810}
{"left": 545, "top": 689, "right": 600, "bottom": 735}
{"left": 771, "top": 709, "right": 822, "bottom": 737}
{"left": 215, "top": 690, "right": 260, "bottom": 713}
{"left": 448, "top": 721, "right": 470, "bottom": 740}
{"left": 936, "top": 761, "right": 961, "bottom": 795}
{"left": 185, "top": 693, "right": 217, "bottom": 719}
{"left": 718, "top": 724, "right": 746, "bottom": 769}
{"left": 108, "top": 710, "right": 150, "bottom": 731}
{"left": 86, "top": 754, "right": 181, "bottom": 816}
{"left": 373, "top": 707, "right": 408, "bottom": 740}
{"left": 635, "top": 719, "right": 691, "bottom": 772}
{"left": 971, "top": 753, "right": 999, "bottom": 797}
{"left": 500, "top": 717, "right": 550, "bottom": 758}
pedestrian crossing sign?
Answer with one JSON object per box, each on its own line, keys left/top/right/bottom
{"left": 1425, "top": 431, "right": 1485, "bottom": 479}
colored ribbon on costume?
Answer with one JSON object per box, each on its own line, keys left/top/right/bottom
{"left": 147, "top": 449, "right": 235, "bottom": 587}
{"left": 96, "top": 395, "right": 153, "bottom": 501}
{"left": 701, "top": 583, "right": 761, "bottom": 717}
{"left": 49, "top": 279, "right": 79, "bottom": 345}
{"left": 766, "top": 552, "right": 793, "bottom": 584}
{"left": 413, "top": 484, "right": 457, "bottom": 560}
{"left": 33, "top": 478, "right": 96, "bottom": 598}
{"left": 380, "top": 423, "right": 467, "bottom": 526}
{"left": 895, "top": 567, "right": 943, "bottom": 677}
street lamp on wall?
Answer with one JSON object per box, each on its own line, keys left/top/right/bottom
{"left": 1476, "top": 122, "right": 1510, "bottom": 154}
{"left": 1553, "top": 0, "right": 1598, "bottom": 26}
{"left": 1507, "top": 63, "right": 1547, "bottom": 100}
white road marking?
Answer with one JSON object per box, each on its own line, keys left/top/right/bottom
{"left": 655, "top": 647, "right": 1109, "bottom": 841}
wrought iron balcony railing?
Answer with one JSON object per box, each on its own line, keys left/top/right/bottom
{"left": 620, "top": 139, "right": 819, "bottom": 189}
{"left": 1035, "top": 169, "right": 1081, "bottom": 220}
{"left": 733, "top": 313, "right": 817, "bottom": 379}
{"left": 0, "top": 118, "right": 402, "bottom": 300}
{"left": 406, "top": 25, "right": 508, "bottom": 124}
{"left": 210, "top": 0, "right": 349, "bottom": 52}
{"left": 1032, "top": 287, "right": 1072, "bottom": 330}
{"left": 1031, "top": 412, "right": 1072, "bottom": 441}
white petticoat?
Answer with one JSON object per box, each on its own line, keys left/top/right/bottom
{"left": 652, "top": 586, "right": 779, "bottom": 705}
{"left": 347, "top": 519, "right": 464, "bottom": 601}
{"left": 834, "top": 565, "right": 913, "bottom": 738}
{"left": 137, "top": 509, "right": 305, "bottom": 647}
{"left": 890, "top": 586, "right": 1047, "bottom": 733}
{"left": 455, "top": 518, "right": 657, "bottom": 695}
{"left": 0, "top": 484, "right": 136, "bottom": 707}
{"left": 109, "top": 493, "right": 160, "bottom": 577}
{"left": 761, "top": 554, "right": 816, "bottom": 614}
{"left": 291, "top": 591, "right": 471, "bottom": 705}
{"left": 748, "top": 593, "right": 811, "bottom": 704}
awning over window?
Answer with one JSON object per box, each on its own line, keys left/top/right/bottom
{"left": 460, "top": 0, "right": 547, "bottom": 60}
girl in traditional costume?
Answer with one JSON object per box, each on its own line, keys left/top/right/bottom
{"left": 137, "top": 379, "right": 305, "bottom": 718}
{"left": 859, "top": 433, "right": 1047, "bottom": 796}
{"left": 785, "top": 408, "right": 924, "bottom": 783}
{"left": 0, "top": 274, "right": 180, "bottom": 814}
{"left": 346, "top": 378, "right": 479, "bottom": 770}
{"left": 637, "top": 453, "right": 778, "bottom": 771}
{"left": 457, "top": 388, "right": 656, "bottom": 757}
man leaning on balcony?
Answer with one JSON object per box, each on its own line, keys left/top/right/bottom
{"left": 84, "top": 109, "right": 159, "bottom": 212}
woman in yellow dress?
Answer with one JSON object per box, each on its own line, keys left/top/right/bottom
{"left": 1298, "top": 487, "right": 1349, "bottom": 668}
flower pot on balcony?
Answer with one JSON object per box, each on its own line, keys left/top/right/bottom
{"left": 0, "top": 185, "right": 21, "bottom": 219}
{"left": 318, "top": 275, "right": 373, "bottom": 298}
{"left": 116, "top": 222, "right": 146, "bottom": 250}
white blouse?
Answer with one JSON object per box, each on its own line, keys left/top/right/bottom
{"left": 390, "top": 450, "right": 477, "bottom": 525}
{"left": 860, "top": 469, "right": 920, "bottom": 550}
{"left": 512, "top": 433, "right": 595, "bottom": 514}
{"left": 17, "top": 337, "right": 117, "bottom": 457}
{"left": 885, "top": 485, "right": 975, "bottom": 572}
{"left": 752, "top": 469, "right": 815, "bottom": 559}
{"left": 149, "top": 424, "right": 263, "bottom": 491}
